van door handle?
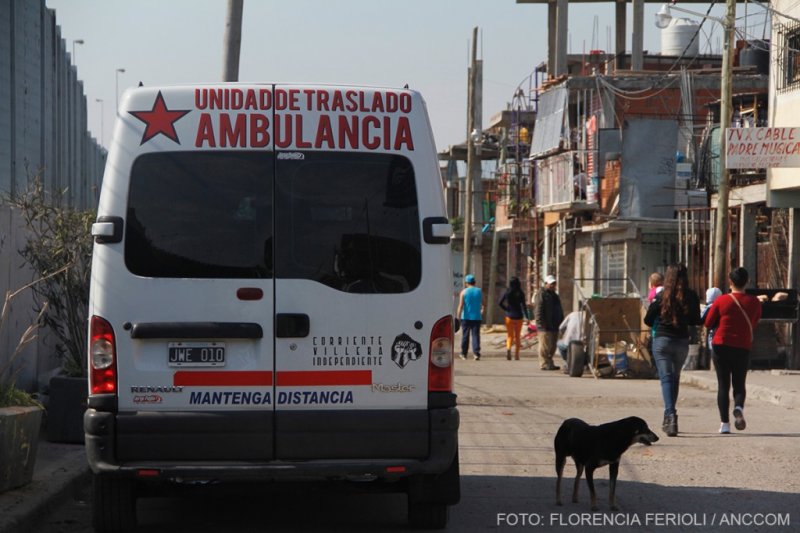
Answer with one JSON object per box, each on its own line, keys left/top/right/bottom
{"left": 130, "top": 322, "right": 263, "bottom": 339}
{"left": 276, "top": 314, "right": 310, "bottom": 338}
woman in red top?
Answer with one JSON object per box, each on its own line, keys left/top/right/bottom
{"left": 704, "top": 267, "right": 762, "bottom": 434}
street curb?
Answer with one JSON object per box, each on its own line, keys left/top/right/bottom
{"left": 0, "top": 457, "right": 90, "bottom": 533}
{"left": 681, "top": 371, "right": 800, "bottom": 410}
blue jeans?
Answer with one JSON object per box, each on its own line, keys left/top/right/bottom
{"left": 557, "top": 342, "right": 569, "bottom": 362}
{"left": 652, "top": 336, "right": 689, "bottom": 416}
{"left": 461, "top": 320, "right": 481, "bottom": 356}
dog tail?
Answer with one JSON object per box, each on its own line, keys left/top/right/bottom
{"left": 554, "top": 423, "right": 571, "bottom": 476}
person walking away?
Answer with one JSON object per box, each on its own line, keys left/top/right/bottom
{"left": 498, "top": 277, "right": 529, "bottom": 360}
{"left": 557, "top": 302, "right": 583, "bottom": 372}
{"left": 704, "top": 268, "right": 762, "bottom": 434}
{"left": 648, "top": 272, "right": 664, "bottom": 303}
{"left": 644, "top": 263, "right": 702, "bottom": 437}
{"left": 533, "top": 275, "right": 564, "bottom": 370}
{"left": 457, "top": 274, "right": 484, "bottom": 361}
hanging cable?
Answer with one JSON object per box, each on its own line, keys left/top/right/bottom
{"left": 747, "top": 0, "right": 800, "bottom": 25}
{"left": 592, "top": 1, "right": 720, "bottom": 100}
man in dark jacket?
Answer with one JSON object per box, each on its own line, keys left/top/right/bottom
{"left": 534, "top": 275, "right": 564, "bottom": 370}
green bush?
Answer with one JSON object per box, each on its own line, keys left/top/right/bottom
{"left": 6, "top": 178, "right": 94, "bottom": 378}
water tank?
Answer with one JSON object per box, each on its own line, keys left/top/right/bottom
{"left": 740, "top": 41, "right": 769, "bottom": 74}
{"left": 661, "top": 18, "right": 700, "bottom": 57}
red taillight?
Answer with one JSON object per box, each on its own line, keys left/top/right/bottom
{"left": 428, "top": 315, "right": 454, "bottom": 392}
{"left": 90, "top": 315, "right": 117, "bottom": 395}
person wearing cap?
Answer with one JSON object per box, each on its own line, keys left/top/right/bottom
{"left": 457, "top": 274, "right": 484, "bottom": 360}
{"left": 533, "top": 274, "right": 564, "bottom": 370}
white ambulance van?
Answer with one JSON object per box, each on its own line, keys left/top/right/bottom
{"left": 85, "top": 84, "right": 458, "bottom": 531}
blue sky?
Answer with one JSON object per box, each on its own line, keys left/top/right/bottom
{"left": 45, "top": 0, "right": 768, "bottom": 152}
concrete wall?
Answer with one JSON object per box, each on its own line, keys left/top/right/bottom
{"left": 1, "top": 1, "right": 105, "bottom": 392}
{"left": 0, "top": 0, "right": 105, "bottom": 206}
{"left": 769, "top": 0, "right": 800, "bottom": 207}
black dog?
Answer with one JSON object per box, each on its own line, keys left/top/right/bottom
{"left": 554, "top": 416, "right": 659, "bottom": 511}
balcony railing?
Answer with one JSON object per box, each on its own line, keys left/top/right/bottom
{"left": 494, "top": 161, "right": 532, "bottom": 222}
{"left": 534, "top": 151, "right": 598, "bottom": 211}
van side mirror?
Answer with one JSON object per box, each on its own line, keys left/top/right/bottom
{"left": 423, "top": 217, "right": 452, "bottom": 244}
{"left": 92, "top": 216, "right": 124, "bottom": 244}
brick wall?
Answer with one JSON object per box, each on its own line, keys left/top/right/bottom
{"left": 602, "top": 159, "right": 621, "bottom": 213}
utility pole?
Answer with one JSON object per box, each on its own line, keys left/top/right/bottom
{"left": 486, "top": 229, "right": 500, "bottom": 324}
{"left": 712, "top": 0, "right": 736, "bottom": 290}
{"left": 222, "top": 0, "right": 244, "bottom": 82}
{"left": 462, "top": 27, "right": 478, "bottom": 281}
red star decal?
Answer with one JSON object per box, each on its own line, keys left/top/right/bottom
{"left": 129, "top": 91, "right": 191, "bottom": 145}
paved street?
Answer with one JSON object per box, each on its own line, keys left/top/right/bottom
{"left": 29, "top": 346, "right": 800, "bottom": 533}
{"left": 455, "top": 355, "right": 799, "bottom": 532}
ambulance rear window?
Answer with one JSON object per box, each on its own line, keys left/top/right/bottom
{"left": 124, "top": 150, "right": 421, "bottom": 292}
{"left": 125, "top": 151, "right": 274, "bottom": 279}
{"left": 275, "top": 152, "right": 421, "bottom": 293}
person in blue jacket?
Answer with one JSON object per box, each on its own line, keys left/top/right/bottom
{"left": 457, "top": 274, "right": 484, "bottom": 360}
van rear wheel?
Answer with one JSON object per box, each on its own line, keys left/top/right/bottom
{"left": 92, "top": 475, "right": 137, "bottom": 532}
{"left": 407, "top": 451, "right": 458, "bottom": 529}
{"left": 408, "top": 501, "right": 448, "bottom": 529}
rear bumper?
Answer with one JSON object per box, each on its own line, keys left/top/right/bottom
{"left": 84, "top": 405, "right": 458, "bottom": 482}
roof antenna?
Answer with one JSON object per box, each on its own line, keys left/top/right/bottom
{"left": 138, "top": 81, "right": 144, "bottom": 87}
{"left": 404, "top": 83, "right": 409, "bottom": 89}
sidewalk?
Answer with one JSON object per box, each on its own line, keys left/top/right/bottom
{"left": 0, "top": 435, "right": 89, "bottom": 533}
{"left": 468, "top": 328, "right": 800, "bottom": 410}
{"left": 0, "top": 333, "right": 798, "bottom": 533}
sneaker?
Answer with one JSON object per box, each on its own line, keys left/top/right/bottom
{"left": 733, "top": 407, "right": 746, "bottom": 431}
{"left": 719, "top": 422, "right": 731, "bottom": 434}
{"left": 458, "top": 353, "right": 467, "bottom": 360}
{"left": 474, "top": 355, "right": 481, "bottom": 361}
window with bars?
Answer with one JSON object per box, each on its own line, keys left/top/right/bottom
{"left": 600, "top": 242, "right": 626, "bottom": 296}
{"left": 777, "top": 21, "right": 800, "bottom": 92}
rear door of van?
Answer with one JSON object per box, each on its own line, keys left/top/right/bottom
{"left": 95, "top": 84, "right": 450, "bottom": 464}
{"left": 107, "top": 91, "right": 277, "bottom": 459}
{"left": 270, "top": 85, "right": 448, "bottom": 460}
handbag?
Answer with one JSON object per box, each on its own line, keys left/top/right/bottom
{"left": 728, "top": 293, "right": 753, "bottom": 343}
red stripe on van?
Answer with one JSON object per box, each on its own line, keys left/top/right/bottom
{"left": 173, "top": 371, "right": 273, "bottom": 386}
{"left": 276, "top": 370, "right": 372, "bottom": 386}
